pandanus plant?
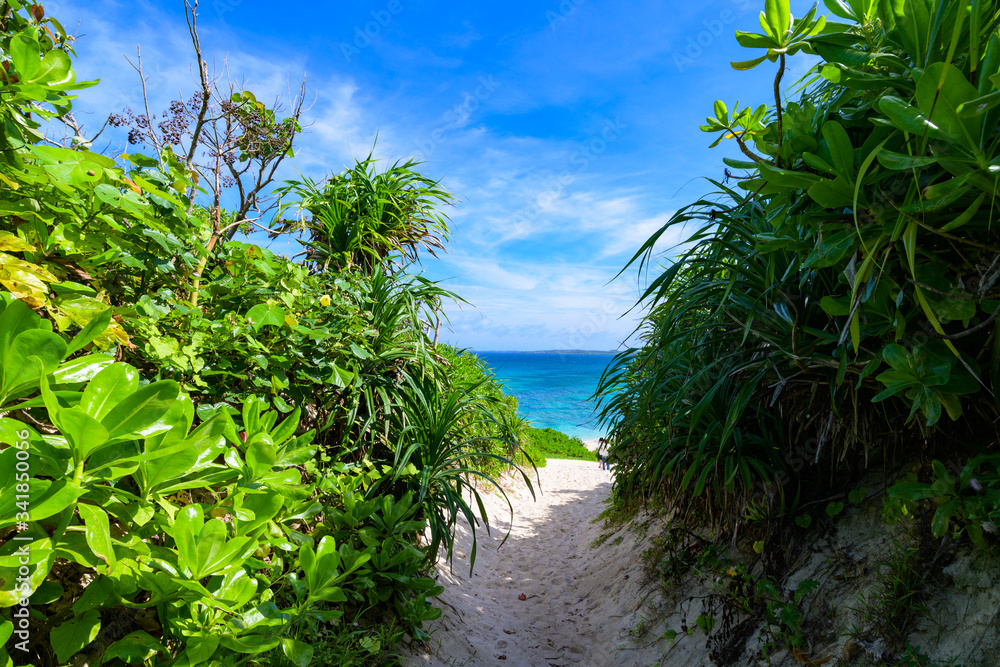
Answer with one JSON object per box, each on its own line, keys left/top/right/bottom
{"left": 277, "top": 154, "right": 454, "bottom": 274}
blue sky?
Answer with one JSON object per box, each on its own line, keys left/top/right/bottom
{"left": 54, "top": 0, "right": 817, "bottom": 351}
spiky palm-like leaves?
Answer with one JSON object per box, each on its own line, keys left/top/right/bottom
{"left": 373, "top": 373, "right": 537, "bottom": 573}
{"left": 278, "top": 155, "right": 453, "bottom": 274}
{"left": 599, "top": 0, "right": 1000, "bottom": 533}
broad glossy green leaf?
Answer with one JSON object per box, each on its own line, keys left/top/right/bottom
{"left": 807, "top": 177, "right": 855, "bottom": 207}
{"left": 713, "top": 100, "right": 727, "bottom": 121}
{"left": 802, "top": 229, "right": 857, "bottom": 268}
{"left": 138, "top": 419, "right": 228, "bottom": 496}
{"left": 191, "top": 520, "right": 228, "bottom": 577}
{"left": 172, "top": 504, "right": 204, "bottom": 573}
{"left": 246, "top": 434, "right": 276, "bottom": 478}
{"left": 101, "top": 631, "right": 167, "bottom": 664}
{"left": 890, "top": 0, "right": 932, "bottom": 67}
{"left": 819, "top": 295, "right": 851, "bottom": 316}
{"left": 931, "top": 498, "right": 959, "bottom": 536}
{"left": 218, "top": 634, "right": 281, "bottom": 653}
{"left": 31, "top": 49, "right": 72, "bottom": 85}
{"left": 65, "top": 308, "right": 113, "bottom": 356}
{"left": 731, "top": 55, "right": 770, "bottom": 71}
{"left": 822, "top": 120, "right": 854, "bottom": 179}
{"left": 0, "top": 478, "right": 85, "bottom": 530}
{"left": 81, "top": 363, "right": 139, "bottom": 421}
{"left": 916, "top": 63, "right": 982, "bottom": 149}
{"left": 823, "top": 0, "right": 855, "bottom": 19}
{"left": 734, "top": 31, "right": 776, "bottom": 49}
{"left": 925, "top": 290, "right": 976, "bottom": 322}
{"left": 876, "top": 149, "right": 938, "bottom": 170}
{"left": 815, "top": 43, "right": 872, "bottom": 67}
{"left": 77, "top": 504, "right": 116, "bottom": 569}
{"left": 764, "top": 0, "right": 792, "bottom": 38}
{"left": 101, "top": 380, "right": 180, "bottom": 439}
{"left": 939, "top": 392, "right": 963, "bottom": 421}
{"left": 50, "top": 610, "right": 101, "bottom": 664}
{"left": 281, "top": 638, "right": 314, "bottom": 667}
{"left": 236, "top": 490, "right": 284, "bottom": 536}
{"left": 758, "top": 162, "right": 821, "bottom": 189}
{"left": 0, "top": 298, "right": 40, "bottom": 360}
{"left": 957, "top": 89, "right": 1000, "bottom": 118}
{"left": 941, "top": 193, "right": 986, "bottom": 232}
{"left": 144, "top": 393, "right": 195, "bottom": 452}
{"left": 246, "top": 303, "right": 285, "bottom": 330}
{"left": 270, "top": 408, "right": 300, "bottom": 446}
{"left": 877, "top": 96, "right": 947, "bottom": 141}
{"left": 0, "top": 537, "right": 52, "bottom": 569}
{"left": 0, "top": 418, "right": 64, "bottom": 469}
{"left": 0, "top": 544, "right": 53, "bottom": 607}
{"left": 56, "top": 408, "right": 109, "bottom": 460}
{"left": 179, "top": 633, "right": 220, "bottom": 665}
{"left": 883, "top": 344, "right": 913, "bottom": 372}
{"left": 52, "top": 354, "right": 115, "bottom": 384}
{"left": 9, "top": 33, "right": 40, "bottom": 82}
{"left": 71, "top": 575, "right": 113, "bottom": 613}
{"left": 194, "top": 524, "right": 254, "bottom": 578}
{"left": 215, "top": 569, "right": 258, "bottom": 608}
{"left": 2, "top": 330, "right": 67, "bottom": 396}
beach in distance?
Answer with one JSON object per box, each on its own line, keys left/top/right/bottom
{"left": 474, "top": 350, "right": 614, "bottom": 443}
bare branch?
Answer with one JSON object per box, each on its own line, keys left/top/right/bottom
{"left": 123, "top": 47, "right": 162, "bottom": 152}
{"left": 184, "top": 0, "right": 212, "bottom": 167}
{"left": 54, "top": 111, "right": 109, "bottom": 147}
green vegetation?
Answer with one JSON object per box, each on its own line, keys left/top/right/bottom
{"left": 599, "top": 0, "right": 1000, "bottom": 538}
{"left": 432, "top": 349, "right": 599, "bottom": 467}
{"left": 435, "top": 346, "right": 538, "bottom": 472}
{"left": 0, "top": 4, "right": 532, "bottom": 666}
{"left": 524, "top": 427, "right": 595, "bottom": 462}
{"left": 596, "top": 0, "right": 1000, "bottom": 662}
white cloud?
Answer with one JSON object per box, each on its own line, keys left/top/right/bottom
{"left": 54, "top": 0, "right": 686, "bottom": 353}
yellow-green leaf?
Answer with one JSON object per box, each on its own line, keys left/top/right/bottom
{"left": 0, "top": 232, "right": 33, "bottom": 252}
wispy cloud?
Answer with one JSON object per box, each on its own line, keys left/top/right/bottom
{"left": 57, "top": 0, "right": 819, "bottom": 351}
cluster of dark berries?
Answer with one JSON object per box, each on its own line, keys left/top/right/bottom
{"left": 157, "top": 99, "right": 192, "bottom": 146}
{"left": 106, "top": 107, "right": 154, "bottom": 145}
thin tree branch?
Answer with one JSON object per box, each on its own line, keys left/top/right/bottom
{"left": 183, "top": 0, "right": 212, "bottom": 167}
{"left": 773, "top": 53, "right": 785, "bottom": 168}
{"left": 124, "top": 47, "right": 162, "bottom": 152}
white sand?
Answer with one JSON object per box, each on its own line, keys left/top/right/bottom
{"left": 401, "top": 460, "right": 1000, "bottom": 667}
{"left": 402, "top": 459, "right": 677, "bottom": 667}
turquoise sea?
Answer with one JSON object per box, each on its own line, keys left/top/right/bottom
{"left": 475, "top": 351, "right": 615, "bottom": 443}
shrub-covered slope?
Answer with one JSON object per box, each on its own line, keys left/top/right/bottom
{"left": 0, "top": 4, "right": 532, "bottom": 666}
{"left": 600, "top": 0, "right": 1000, "bottom": 539}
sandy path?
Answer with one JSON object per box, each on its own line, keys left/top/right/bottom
{"left": 402, "top": 459, "right": 679, "bottom": 667}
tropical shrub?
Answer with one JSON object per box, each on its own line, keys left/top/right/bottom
{"left": 435, "top": 346, "right": 537, "bottom": 470}
{"left": 0, "top": 2, "right": 532, "bottom": 665}
{"left": 0, "top": 298, "right": 333, "bottom": 666}
{"left": 524, "top": 427, "right": 595, "bottom": 462}
{"left": 599, "top": 0, "right": 1000, "bottom": 532}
